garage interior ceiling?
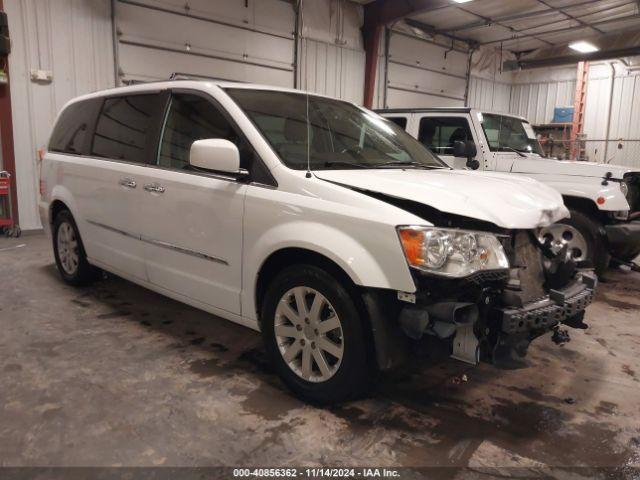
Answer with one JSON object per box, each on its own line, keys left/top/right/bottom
{"left": 399, "top": 0, "right": 640, "bottom": 54}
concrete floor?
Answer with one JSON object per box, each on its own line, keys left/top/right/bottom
{"left": 1, "top": 233, "right": 639, "bottom": 475}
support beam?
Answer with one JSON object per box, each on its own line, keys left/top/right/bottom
{"left": 363, "top": 24, "right": 382, "bottom": 109}
{"left": 361, "top": 0, "right": 461, "bottom": 108}
{"left": 507, "top": 45, "right": 640, "bottom": 70}
{"left": 404, "top": 18, "right": 479, "bottom": 47}
{"left": 0, "top": 0, "right": 18, "bottom": 226}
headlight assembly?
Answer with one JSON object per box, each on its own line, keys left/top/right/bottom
{"left": 397, "top": 226, "right": 509, "bottom": 277}
{"left": 620, "top": 181, "right": 629, "bottom": 198}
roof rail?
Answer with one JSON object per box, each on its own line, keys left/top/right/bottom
{"left": 169, "top": 72, "right": 245, "bottom": 82}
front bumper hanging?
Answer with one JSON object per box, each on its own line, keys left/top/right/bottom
{"left": 499, "top": 271, "right": 597, "bottom": 335}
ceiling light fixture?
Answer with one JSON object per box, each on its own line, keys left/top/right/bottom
{"left": 452, "top": 0, "right": 473, "bottom": 3}
{"left": 569, "top": 41, "right": 599, "bottom": 53}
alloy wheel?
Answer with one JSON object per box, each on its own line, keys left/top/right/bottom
{"left": 274, "top": 286, "right": 344, "bottom": 383}
{"left": 57, "top": 222, "right": 80, "bottom": 275}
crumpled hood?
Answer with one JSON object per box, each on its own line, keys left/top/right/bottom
{"left": 315, "top": 168, "right": 569, "bottom": 229}
{"left": 512, "top": 157, "right": 635, "bottom": 179}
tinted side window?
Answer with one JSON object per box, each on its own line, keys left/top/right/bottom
{"left": 91, "top": 94, "right": 160, "bottom": 163}
{"left": 387, "top": 117, "right": 407, "bottom": 129}
{"left": 49, "top": 99, "right": 101, "bottom": 155}
{"left": 419, "top": 117, "right": 472, "bottom": 155}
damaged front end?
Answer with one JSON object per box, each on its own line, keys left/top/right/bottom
{"left": 378, "top": 230, "right": 597, "bottom": 370}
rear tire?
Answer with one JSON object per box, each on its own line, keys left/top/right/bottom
{"left": 261, "top": 264, "right": 373, "bottom": 404}
{"left": 53, "top": 210, "right": 100, "bottom": 286}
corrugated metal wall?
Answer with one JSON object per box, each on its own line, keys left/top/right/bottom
{"left": 583, "top": 63, "right": 640, "bottom": 166}
{"left": 467, "top": 76, "right": 511, "bottom": 113}
{"left": 5, "top": 0, "right": 114, "bottom": 230}
{"left": 297, "top": 0, "right": 365, "bottom": 104}
{"left": 509, "top": 79, "right": 576, "bottom": 125}
{"left": 298, "top": 38, "right": 365, "bottom": 104}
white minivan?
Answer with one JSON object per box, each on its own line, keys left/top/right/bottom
{"left": 40, "top": 81, "right": 596, "bottom": 403}
{"left": 378, "top": 108, "right": 640, "bottom": 276}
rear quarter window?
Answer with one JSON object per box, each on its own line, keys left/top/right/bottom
{"left": 49, "top": 99, "right": 102, "bottom": 155}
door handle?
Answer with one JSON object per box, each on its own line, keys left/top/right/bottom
{"left": 143, "top": 183, "right": 166, "bottom": 194}
{"left": 119, "top": 177, "right": 137, "bottom": 189}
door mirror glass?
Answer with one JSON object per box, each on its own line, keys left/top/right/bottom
{"left": 189, "top": 139, "right": 245, "bottom": 175}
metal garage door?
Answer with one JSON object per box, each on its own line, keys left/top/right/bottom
{"left": 386, "top": 31, "right": 469, "bottom": 108}
{"left": 114, "top": 0, "right": 296, "bottom": 86}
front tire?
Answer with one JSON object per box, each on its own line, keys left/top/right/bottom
{"left": 53, "top": 210, "right": 100, "bottom": 286}
{"left": 539, "top": 209, "right": 609, "bottom": 276}
{"left": 261, "top": 264, "right": 373, "bottom": 404}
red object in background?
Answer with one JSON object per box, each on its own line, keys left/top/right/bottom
{"left": 0, "top": 0, "right": 19, "bottom": 226}
{"left": 0, "top": 170, "right": 14, "bottom": 228}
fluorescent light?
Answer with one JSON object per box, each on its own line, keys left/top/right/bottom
{"left": 452, "top": 0, "right": 473, "bottom": 3}
{"left": 569, "top": 41, "right": 599, "bottom": 53}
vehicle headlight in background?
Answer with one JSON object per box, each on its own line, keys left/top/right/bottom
{"left": 620, "top": 181, "right": 629, "bottom": 198}
{"left": 398, "top": 226, "right": 509, "bottom": 277}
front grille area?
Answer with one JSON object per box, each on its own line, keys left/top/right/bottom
{"left": 624, "top": 173, "right": 640, "bottom": 212}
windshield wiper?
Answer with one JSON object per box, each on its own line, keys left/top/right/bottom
{"left": 324, "top": 161, "right": 369, "bottom": 169}
{"left": 373, "top": 161, "right": 445, "bottom": 170}
{"left": 499, "top": 146, "right": 527, "bottom": 158}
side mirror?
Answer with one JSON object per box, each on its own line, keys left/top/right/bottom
{"left": 453, "top": 140, "right": 477, "bottom": 158}
{"left": 189, "top": 139, "right": 247, "bottom": 177}
{"left": 453, "top": 140, "right": 479, "bottom": 170}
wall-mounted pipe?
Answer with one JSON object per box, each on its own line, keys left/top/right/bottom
{"left": 383, "top": 26, "right": 390, "bottom": 108}
{"left": 293, "top": 0, "right": 300, "bottom": 89}
{"left": 602, "top": 61, "right": 616, "bottom": 162}
{"left": 111, "top": 0, "right": 120, "bottom": 86}
{"left": 464, "top": 47, "right": 476, "bottom": 107}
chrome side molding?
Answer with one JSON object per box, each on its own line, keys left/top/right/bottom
{"left": 86, "top": 220, "right": 228, "bottom": 265}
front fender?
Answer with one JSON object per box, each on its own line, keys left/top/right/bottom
{"left": 536, "top": 178, "right": 630, "bottom": 212}
{"left": 242, "top": 221, "right": 416, "bottom": 322}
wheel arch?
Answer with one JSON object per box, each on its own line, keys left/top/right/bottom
{"left": 49, "top": 199, "right": 70, "bottom": 224}
{"left": 255, "top": 247, "right": 358, "bottom": 321}
{"left": 562, "top": 195, "right": 600, "bottom": 216}
{"left": 562, "top": 195, "right": 610, "bottom": 224}
{"left": 48, "top": 185, "right": 81, "bottom": 225}
{"left": 254, "top": 246, "right": 405, "bottom": 373}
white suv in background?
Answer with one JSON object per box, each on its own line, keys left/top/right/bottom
{"left": 40, "top": 82, "right": 596, "bottom": 403}
{"left": 379, "top": 108, "right": 640, "bottom": 275}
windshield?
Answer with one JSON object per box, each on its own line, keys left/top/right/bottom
{"left": 226, "top": 89, "right": 446, "bottom": 170}
{"left": 480, "top": 113, "right": 544, "bottom": 156}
